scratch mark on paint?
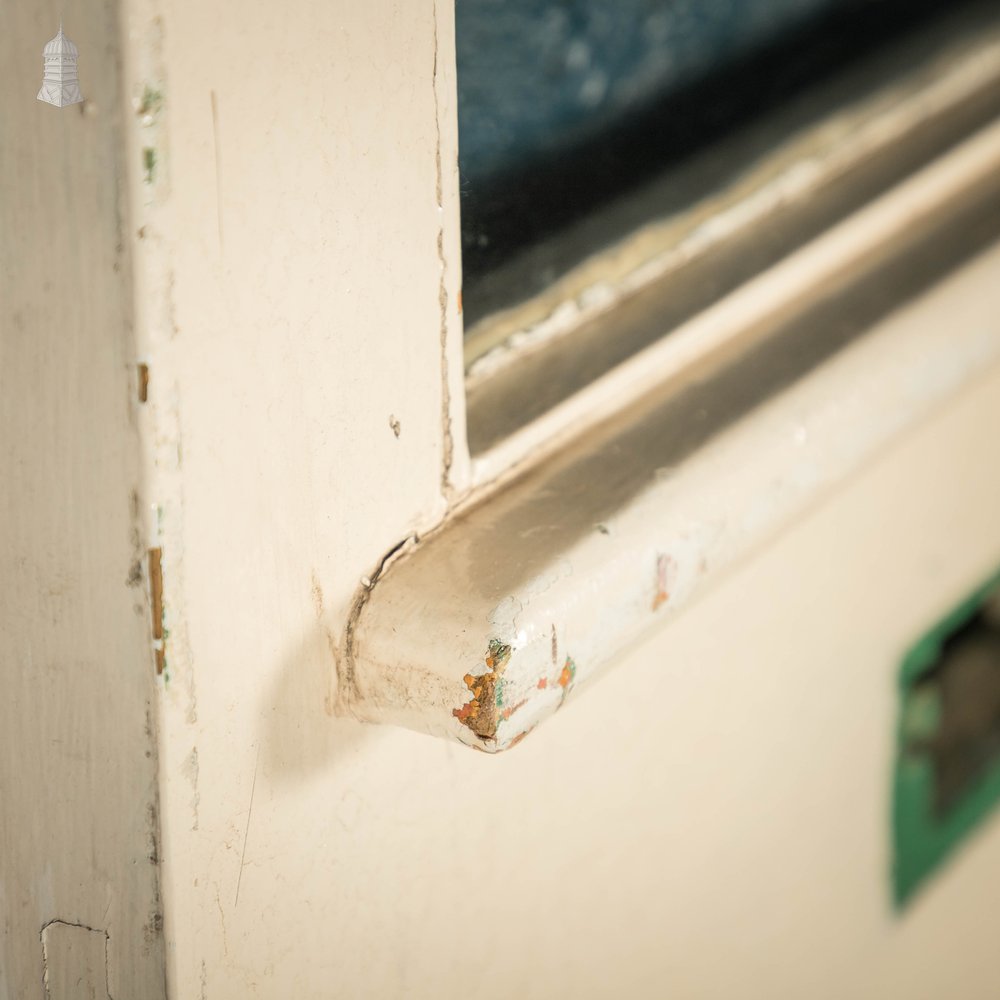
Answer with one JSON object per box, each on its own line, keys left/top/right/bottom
{"left": 234, "top": 746, "right": 259, "bottom": 908}
{"left": 166, "top": 269, "right": 180, "bottom": 338}
{"left": 310, "top": 570, "right": 324, "bottom": 621}
{"left": 213, "top": 885, "right": 229, "bottom": 958}
{"left": 653, "top": 553, "right": 672, "bottom": 611}
{"left": 182, "top": 747, "right": 200, "bottom": 831}
{"left": 453, "top": 639, "right": 512, "bottom": 739}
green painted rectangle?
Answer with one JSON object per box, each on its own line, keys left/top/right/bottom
{"left": 893, "top": 566, "right": 1000, "bottom": 906}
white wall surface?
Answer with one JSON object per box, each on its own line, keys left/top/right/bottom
{"left": 160, "top": 350, "right": 1000, "bottom": 999}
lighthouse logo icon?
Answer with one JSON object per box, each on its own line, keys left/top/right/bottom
{"left": 37, "top": 22, "right": 84, "bottom": 108}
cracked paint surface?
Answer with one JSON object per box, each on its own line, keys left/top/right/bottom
{"left": 453, "top": 638, "right": 511, "bottom": 739}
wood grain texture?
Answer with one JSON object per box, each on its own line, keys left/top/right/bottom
{"left": 0, "top": 2, "right": 165, "bottom": 997}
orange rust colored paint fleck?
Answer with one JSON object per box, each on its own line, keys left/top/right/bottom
{"left": 537, "top": 677, "right": 548, "bottom": 689}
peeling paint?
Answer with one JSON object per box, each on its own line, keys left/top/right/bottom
{"left": 558, "top": 657, "right": 577, "bottom": 691}
{"left": 453, "top": 639, "right": 512, "bottom": 739}
{"left": 148, "top": 547, "right": 165, "bottom": 674}
{"left": 534, "top": 657, "right": 578, "bottom": 704}
{"left": 454, "top": 646, "right": 578, "bottom": 745}
{"left": 135, "top": 84, "right": 163, "bottom": 121}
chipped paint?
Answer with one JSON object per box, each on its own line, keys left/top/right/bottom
{"left": 453, "top": 638, "right": 512, "bottom": 739}
{"left": 452, "top": 642, "right": 578, "bottom": 747}
{"left": 148, "top": 547, "right": 165, "bottom": 675}
{"left": 135, "top": 83, "right": 163, "bottom": 121}
{"left": 558, "top": 657, "right": 577, "bottom": 691}
{"left": 533, "top": 656, "right": 577, "bottom": 702}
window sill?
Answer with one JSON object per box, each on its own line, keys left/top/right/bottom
{"left": 464, "top": 10, "right": 1000, "bottom": 488}
{"left": 344, "top": 122, "right": 1000, "bottom": 751}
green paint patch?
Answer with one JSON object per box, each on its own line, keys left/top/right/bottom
{"left": 143, "top": 147, "right": 157, "bottom": 184}
{"left": 137, "top": 84, "right": 164, "bottom": 117}
{"left": 893, "top": 566, "right": 1000, "bottom": 907}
